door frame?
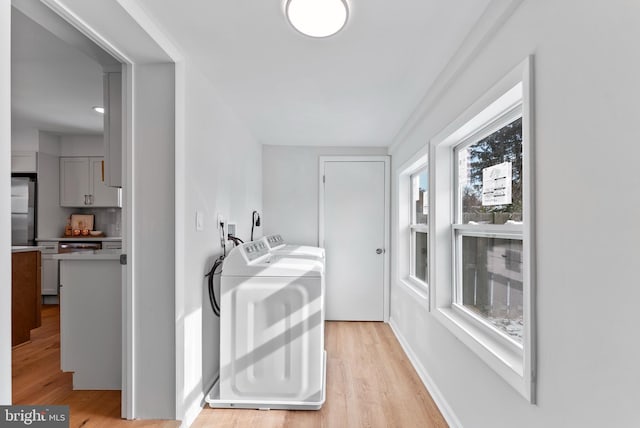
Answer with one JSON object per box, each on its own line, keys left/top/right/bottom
{"left": 318, "top": 155, "right": 391, "bottom": 321}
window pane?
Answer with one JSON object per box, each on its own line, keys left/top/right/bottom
{"left": 413, "top": 231, "right": 428, "bottom": 282}
{"left": 460, "top": 236, "right": 523, "bottom": 342}
{"left": 458, "top": 117, "right": 522, "bottom": 225}
{"left": 412, "top": 170, "right": 428, "bottom": 225}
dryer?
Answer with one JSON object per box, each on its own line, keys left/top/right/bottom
{"left": 262, "top": 234, "right": 325, "bottom": 262}
{"left": 206, "top": 240, "right": 326, "bottom": 410}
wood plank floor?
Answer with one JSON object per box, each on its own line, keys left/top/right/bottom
{"left": 192, "top": 322, "right": 448, "bottom": 428}
{"left": 14, "top": 306, "right": 447, "bottom": 428}
{"left": 12, "top": 305, "right": 179, "bottom": 428}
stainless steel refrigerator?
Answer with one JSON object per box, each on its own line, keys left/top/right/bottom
{"left": 11, "top": 175, "right": 36, "bottom": 246}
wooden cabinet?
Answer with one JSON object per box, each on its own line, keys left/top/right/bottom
{"left": 12, "top": 250, "right": 42, "bottom": 346}
{"left": 103, "top": 71, "right": 122, "bottom": 188}
{"left": 60, "top": 157, "right": 121, "bottom": 207}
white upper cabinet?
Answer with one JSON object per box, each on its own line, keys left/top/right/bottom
{"left": 103, "top": 71, "right": 122, "bottom": 188}
{"left": 60, "top": 157, "right": 121, "bottom": 207}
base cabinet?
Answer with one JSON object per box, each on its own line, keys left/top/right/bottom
{"left": 60, "top": 258, "right": 121, "bottom": 390}
{"left": 11, "top": 251, "right": 42, "bottom": 346}
{"left": 41, "top": 257, "right": 58, "bottom": 295}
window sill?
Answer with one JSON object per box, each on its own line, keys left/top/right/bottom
{"left": 434, "top": 306, "right": 533, "bottom": 402}
{"left": 399, "top": 277, "right": 429, "bottom": 304}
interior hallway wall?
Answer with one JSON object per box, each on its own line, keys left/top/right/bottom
{"left": 262, "top": 145, "right": 387, "bottom": 246}
{"left": 176, "top": 62, "right": 262, "bottom": 427}
{"left": 0, "top": 0, "right": 12, "bottom": 405}
{"left": 131, "top": 63, "right": 176, "bottom": 419}
{"left": 389, "top": 1, "right": 640, "bottom": 427}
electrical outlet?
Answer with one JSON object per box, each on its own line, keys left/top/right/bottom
{"left": 228, "top": 223, "right": 236, "bottom": 236}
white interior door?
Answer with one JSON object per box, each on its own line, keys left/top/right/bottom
{"left": 321, "top": 158, "right": 387, "bottom": 321}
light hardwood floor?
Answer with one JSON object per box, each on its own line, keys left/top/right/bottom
{"left": 13, "top": 306, "right": 447, "bottom": 428}
{"left": 12, "top": 305, "right": 178, "bottom": 428}
{"left": 192, "top": 322, "right": 448, "bottom": 428}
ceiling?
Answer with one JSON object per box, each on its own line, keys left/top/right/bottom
{"left": 133, "top": 0, "right": 492, "bottom": 146}
{"left": 11, "top": 8, "right": 107, "bottom": 135}
{"left": 11, "top": 0, "right": 494, "bottom": 146}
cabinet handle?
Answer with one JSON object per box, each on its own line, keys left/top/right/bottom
{"left": 84, "top": 195, "right": 89, "bottom": 205}
{"left": 90, "top": 195, "right": 95, "bottom": 205}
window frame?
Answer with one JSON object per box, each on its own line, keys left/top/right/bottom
{"left": 409, "top": 167, "right": 429, "bottom": 286}
{"left": 396, "top": 148, "right": 430, "bottom": 303}
{"left": 451, "top": 106, "right": 524, "bottom": 353}
{"left": 429, "top": 57, "right": 535, "bottom": 402}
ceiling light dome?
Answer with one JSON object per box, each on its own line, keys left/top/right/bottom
{"left": 285, "top": 0, "right": 349, "bottom": 38}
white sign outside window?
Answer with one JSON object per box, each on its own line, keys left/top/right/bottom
{"left": 482, "top": 161, "right": 512, "bottom": 206}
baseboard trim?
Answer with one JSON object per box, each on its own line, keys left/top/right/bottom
{"left": 388, "top": 318, "right": 463, "bottom": 428}
{"left": 180, "top": 393, "right": 204, "bottom": 428}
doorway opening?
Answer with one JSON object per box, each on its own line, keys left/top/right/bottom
{"left": 10, "top": 1, "right": 126, "bottom": 419}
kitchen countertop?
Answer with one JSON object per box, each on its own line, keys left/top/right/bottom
{"left": 53, "top": 249, "right": 122, "bottom": 261}
{"left": 12, "top": 246, "right": 45, "bottom": 253}
{"left": 37, "top": 237, "right": 123, "bottom": 242}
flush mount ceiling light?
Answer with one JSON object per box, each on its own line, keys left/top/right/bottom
{"left": 92, "top": 106, "right": 105, "bottom": 114}
{"left": 285, "top": 0, "right": 349, "bottom": 38}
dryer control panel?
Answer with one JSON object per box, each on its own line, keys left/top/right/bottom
{"left": 263, "top": 234, "right": 285, "bottom": 250}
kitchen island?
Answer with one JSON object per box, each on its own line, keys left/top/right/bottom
{"left": 11, "top": 246, "right": 43, "bottom": 346}
{"left": 54, "top": 250, "right": 122, "bottom": 390}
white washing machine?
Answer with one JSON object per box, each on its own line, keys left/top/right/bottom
{"left": 206, "top": 240, "right": 326, "bottom": 410}
{"left": 262, "top": 234, "right": 325, "bottom": 262}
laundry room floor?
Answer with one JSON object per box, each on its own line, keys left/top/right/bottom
{"left": 193, "top": 321, "right": 448, "bottom": 428}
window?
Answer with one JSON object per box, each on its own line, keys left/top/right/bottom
{"left": 430, "top": 57, "right": 534, "bottom": 401}
{"left": 453, "top": 115, "right": 524, "bottom": 344}
{"left": 410, "top": 169, "right": 428, "bottom": 283}
{"left": 396, "top": 148, "right": 429, "bottom": 301}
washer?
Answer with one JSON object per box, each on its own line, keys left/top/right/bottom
{"left": 262, "top": 234, "right": 325, "bottom": 262}
{"left": 206, "top": 240, "right": 326, "bottom": 410}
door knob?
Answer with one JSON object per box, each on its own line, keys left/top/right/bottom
{"left": 376, "top": 248, "right": 384, "bottom": 254}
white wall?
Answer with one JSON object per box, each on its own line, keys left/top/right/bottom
{"left": 0, "top": 0, "right": 12, "bottom": 405}
{"left": 131, "top": 63, "right": 176, "bottom": 419}
{"left": 59, "top": 134, "right": 103, "bottom": 157}
{"left": 175, "top": 62, "right": 262, "bottom": 427}
{"left": 263, "top": 145, "right": 387, "bottom": 246}
{"left": 389, "top": 1, "right": 640, "bottom": 427}
{"left": 37, "top": 152, "right": 72, "bottom": 238}
{"left": 11, "top": 127, "right": 39, "bottom": 151}
{"left": 36, "top": 132, "right": 72, "bottom": 239}
{"left": 38, "top": 131, "right": 60, "bottom": 155}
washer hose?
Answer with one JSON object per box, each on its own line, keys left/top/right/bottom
{"left": 205, "top": 256, "right": 224, "bottom": 316}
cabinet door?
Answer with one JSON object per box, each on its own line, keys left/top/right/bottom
{"left": 60, "top": 158, "right": 90, "bottom": 207}
{"left": 42, "top": 257, "right": 59, "bottom": 295}
{"left": 89, "top": 157, "right": 121, "bottom": 207}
